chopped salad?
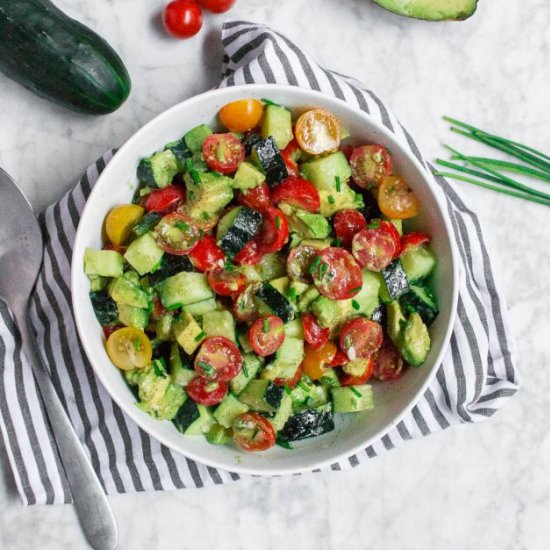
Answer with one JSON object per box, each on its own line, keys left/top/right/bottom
{"left": 84, "top": 98, "right": 439, "bottom": 452}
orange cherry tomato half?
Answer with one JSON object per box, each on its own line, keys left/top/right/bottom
{"left": 219, "top": 99, "right": 264, "bottom": 133}
{"left": 302, "top": 341, "right": 337, "bottom": 381}
{"left": 377, "top": 175, "right": 419, "bottom": 220}
{"left": 295, "top": 108, "right": 342, "bottom": 156}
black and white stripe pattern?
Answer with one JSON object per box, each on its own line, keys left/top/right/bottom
{"left": 0, "top": 22, "right": 519, "bottom": 505}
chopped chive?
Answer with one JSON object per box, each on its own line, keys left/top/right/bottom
{"left": 175, "top": 221, "right": 190, "bottom": 231}
{"left": 351, "top": 300, "right": 360, "bottom": 310}
{"left": 288, "top": 287, "right": 297, "bottom": 301}
{"left": 350, "top": 386, "right": 362, "bottom": 398}
{"left": 202, "top": 211, "right": 210, "bottom": 220}
{"left": 276, "top": 438, "right": 293, "bottom": 449}
{"left": 197, "top": 361, "right": 215, "bottom": 375}
{"left": 195, "top": 331, "right": 206, "bottom": 342}
{"left": 335, "top": 175, "right": 342, "bottom": 192}
{"left": 298, "top": 381, "right": 310, "bottom": 392}
{"left": 368, "top": 220, "right": 380, "bottom": 229}
{"left": 242, "top": 361, "right": 249, "bottom": 377}
{"left": 450, "top": 156, "right": 550, "bottom": 183}
{"left": 319, "top": 262, "right": 329, "bottom": 278}
{"left": 283, "top": 385, "right": 292, "bottom": 395}
{"left": 158, "top": 357, "right": 167, "bottom": 370}
{"left": 333, "top": 238, "right": 342, "bottom": 247}
{"left": 343, "top": 335, "right": 352, "bottom": 349}
{"left": 309, "top": 255, "right": 321, "bottom": 275}
{"left": 328, "top": 194, "right": 335, "bottom": 204}
{"left": 261, "top": 98, "right": 281, "bottom": 107}
{"left": 275, "top": 215, "right": 282, "bottom": 229}
{"left": 252, "top": 427, "right": 259, "bottom": 440}
{"left": 263, "top": 318, "right": 270, "bottom": 333}
{"left": 133, "top": 337, "right": 141, "bottom": 351}
{"left": 185, "top": 159, "right": 201, "bottom": 185}
{"left": 350, "top": 286, "right": 362, "bottom": 293}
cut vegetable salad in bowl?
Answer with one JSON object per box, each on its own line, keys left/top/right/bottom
{"left": 73, "top": 85, "right": 458, "bottom": 473}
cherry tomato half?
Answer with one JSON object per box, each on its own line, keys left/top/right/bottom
{"left": 198, "top": 0, "right": 236, "bottom": 13}
{"left": 234, "top": 237, "right": 264, "bottom": 265}
{"left": 202, "top": 133, "right": 245, "bottom": 174}
{"left": 330, "top": 349, "right": 350, "bottom": 368}
{"left": 219, "top": 98, "right": 264, "bottom": 133}
{"left": 373, "top": 341, "right": 406, "bottom": 381}
{"left": 233, "top": 282, "right": 262, "bottom": 322}
{"left": 273, "top": 362, "right": 303, "bottom": 389}
{"left": 295, "top": 109, "right": 342, "bottom": 156}
{"left": 208, "top": 268, "right": 247, "bottom": 296}
{"left": 333, "top": 209, "right": 367, "bottom": 247}
{"left": 163, "top": 0, "right": 203, "bottom": 39}
{"left": 194, "top": 336, "right": 243, "bottom": 381}
{"left": 257, "top": 207, "right": 289, "bottom": 254}
{"left": 351, "top": 225, "right": 397, "bottom": 272}
{"left": 302, "top": 313, "right": 329, "bottom": 351}
{"left": 271, "top": 176, "right": 321, "bottom": 213}
{"left": 377, "top": 176, "right": 419, "bottom": 220}
{"left": 378, "top": 220, "right": 402, "bottom": 259}
{"left": 233, "top": 412, "right": 276, "bottom": 452}
{"left": 144, "top": 185, "right": 186, "bottom": 213}
{"left": 400, "top": 232, "right": 431, "bottom": 254}
{"left": 350, "top": 145, "right": 393, "bottom": 190}
{"left": 186, "top": 377, "right": 228, "bottom": 406}
{"left": 280, "top": 139, "right": 301, "bottom": 177}
{"left": 105, "top": 204, "right": 145, "bottom": 246}
{"left": 340, "top": 356, "right": 375, "bottom": 386}
{"left": 106, "top": 328, "right": 152, "bottom": 371}
{"left": 189, "top": 235, "right": 226, "bottom": 272}
{"left": 153, "top": 213, "right": 200, "bottom": 255}
{"left": 302, "top": 341, "right": 337, "bottom": 381}
{"left": 236, "top": 182, "right": 271, "bottom": 211}
{"left": 340, "top": 318, "right": 383, "bottom": 360}
{"left": 248, "top": 315, "right": 285, "bottom": 357}
{"left": 311, "top": 247, "right": 363, "bottom": 300}
{"left": 286, "top": 245, "right": 317, "bottom": 283}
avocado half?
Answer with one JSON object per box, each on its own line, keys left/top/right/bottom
{"left": 372, "top": 0, "right": 478, "bottom": 21}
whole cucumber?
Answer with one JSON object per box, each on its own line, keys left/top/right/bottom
{"left": 0, "top": 0, "right": 131, "bottom": 115}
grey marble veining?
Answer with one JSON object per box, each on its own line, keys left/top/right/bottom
{"left": 1, "top": 0, "right": 549, "bottom": 548}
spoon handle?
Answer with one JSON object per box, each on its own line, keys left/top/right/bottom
{"left": 14, "top": 304, "right": 118, "bottom": 550}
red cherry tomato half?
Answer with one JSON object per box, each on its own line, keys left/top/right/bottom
{"left": 207, "top": 268, "right": 247, "bottom": 296}
{"left": 153, "top": 213, "right": 200, "bottom": 255}
{"left": 400, "top": 232, "right": 431, "bottom": 254}
{"left": 273, "top": 362, "right": 304, "bottom": 389}
{"left": 202, "top": 133, "right": 245, "bottom": 174}
{"left": 378, "top": 220, "right": 402, "bottom": 259}
{"left": 233, "top": 412, "right": 276, "bottom": 452}
{"left": 151, "top": 296, "right": 169, "bottom": 321}
{"left": 373, "top": 341, "right": 406, "bottom": 381}
{"left": 302, "top": 313, "right": 330, "bottom": 351}
{"left": 198, "top": 0, "right": 236, "bottom": 13}
{"left": 257, "top": 207, "right": 289, "bottom": 254}
{"left": 333, "top": 209, "right": 367, "bottom": 247}
{"left": 311, "top": 247, "right": 363, "bottom": 300}
{"left": 236, "top": 182, "right": 271, "bottom": 211}
{"left": 340, "top": 144, "right": 354, "bottom": 161}
{"left": 103, "top": 243, "right": 126, "bottom": 254}
{"left": 189, "top": 235, "right": 225, "bottom": 272}
{"left": 102, "top": 325, "right": 119, "bottom": 340}
{"left": 248, "top": 315, "right": 285, "bottom": 357}
{"left": 330, "top": 349, "right": 350, "bottom": 368}
{"left": 286, "top": 245, "right": 317, "bottom": 283}
{"left": 351, "top": 225, "right": 397, "bottom": 272}
{"left": 271, "top": 176, "right": 321, "bottom": 213}
{"left": 340, "top": 318, "right": 383, "bottom": 359}
{"left": 340, "top": 355, "right": 375, "bottom": 386}
{"left": 234, "top": 237, "right": 264, "bottom": 265}
{"left": 144, "top": 185, "right": 186, "bottom": 213}
{"left": 281, "top": 139, "right": 301, "bottom": 177}
{"left": 186, "top": 377, "right": 228, "bottom": 406}
{"left": 350, "top": 145, "right": 393, "bottom": 189}
{"left": 194, "top": 336, "right": 243, "bottom": 381}
{"left": 163, "top": 0, "right": 203, "bottom": 39}
{"left": 233, "top": 282, "right": 262, "bottom": 322}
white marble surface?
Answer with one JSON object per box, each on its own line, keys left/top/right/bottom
{"left": 1, "top": 0, "right": 549, "bottom": 548}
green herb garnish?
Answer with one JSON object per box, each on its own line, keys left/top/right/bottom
{"left": 283, "top": 385, "right": 292, "bottom": 395}
{"left": 261, "top": 98, "right": 281, "bottom": 107}
{"left": 298, "top": 381, "right": 310, "bottom": 392}
{"left": 333, "top": 238, "right": 342, "bottom": 247}
{"left": 175, "top": 221, "right": 190, "bottom": 232}
{"left": 275, "top": 215, "right": 282, "bottom": 229}
{"left": 195, "top": 331, "right": 206, "bottom": 342}
{"left": 328, "top": 194, "right": 335, "bottom": 205}
{"left": 351, "top": 300, "right": 360, "bottom": 310}
{"left": 133, "top": 337, "right": 141, "bottom": 351}
{"left": 319, "top": 262, "right": 329, "bottom": 279}
{"left": 368, "top": 220, "right": 380, "bottom": 229}
{"left": 309, "top": 255, "right": 321, "bottom": 275}
{"left": 288, "top": 287, "right": 297, "bottom": 301}
{"left": 202, "top": 211, "right": 210, "bottom": 220}
{"left": 350, "top": 386, "right": 362, "bottom": 398}
{"left": 263, "top": 318, "right": 270, "bottom": 333}
{"left": 276, "top": 438, "right": 293, "bottom": 449}
{"left": 242, "top": 361, "right": 249, "bottom": 377}
{"left": 350, "top": 286, "right": 362, "bottom": 293}
{"left": 197, "top": 361, "right": 215, "bottom": 376}
{"left": 335, "top": 175, "right": 342, "bottom": 192}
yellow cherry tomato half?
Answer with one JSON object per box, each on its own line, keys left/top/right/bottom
{"left": 219, "top": 99, "right": 265, "bottom": 133}
{"left": 302, "top": 340, "right": 337, "bottom": 381}
{"left": 105, "top": 204, "right": 145, "bottom": 246}
{"left": 295, "top": 108, "right": 342, "bottom": 156}
{"left": 106, "top": 327, "right": 152, "bottom": 371}
{"left": 377, "top": 175, "right": 419, "bottom": 220}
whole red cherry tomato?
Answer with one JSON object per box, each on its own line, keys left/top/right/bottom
{"left": 163, "top": 0, "right": 203, "bottom": 39}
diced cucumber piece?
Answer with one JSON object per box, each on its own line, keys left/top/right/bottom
{"left": 89, "top": 291, "right": 118, "bottom": 326}
{"left": 332, "top": 385, "right": 374, "bottom": 413}
{"left": 117, "top": 304, "right": 150, "bottom": 329}
{"left": 400, "top": 284, "right": 439, "bottom": 325}
{"left": 108, "top": 276, "right": 150, "bottom": 309}
{"left": 269, "top": 391, "right": 293, "bottom": 432}
{"left": 84, "top": 249, "right": 124, "bottom": 278}
{"left": 251, "top": 136, "right": 288, "bottom": 186}
{"left": 233, "top": 161, "right": 265, "bottom": 190}
{"left": 277, "top": 407, "right": 334, "bottom": 442}
{"left": 186, "top": 172, "right": 233, "bottom": 222}
{"left": 173, "top": 399, "right": 199, "bottom": 433}
{"left": 237, "top": 329, "right": 254, "bottom": 354}
{"left": 291, "top": 382, "right": 329, "bottom": 412}
{"left": 256, "top": 253, "right": 287, "bottom": 281}
{"left": 177, "top": 403, "right": 216, "bottom": 435}
{"left": 173, "top": 312, "right": 206, "bottom": 355}
{"left": 88, "top": 275, "right": 109, "bottom": 292}
{"left": 132, "top": 212, "right": 161, "bottom": 237}
{"left": 381, "top": 260, "right": 410, "bottom": 300}
{"left": 284, "top": 319, "right": 304, "bottom": 339}
{"left": 288, "top": 280, "right": 309, "bottom": 303}
{"left": 311, "top": 295, "right": 353, "bottom": 331}
{"left": 238, "top": 380, "right": 283, "bottom": 413}
{"left": 124, "top": 233, "right": 164, "bottom": 275}
{"left": 276, "top": 336, "right": 304, "bottom": 365}
{"left": 284, "top": 208, "right": 331, "bottom": 240}
{"left": 260, "top": 104, "right": 293, "bottom": 150}
{"left": 297, "top": 287, "right": 320, "bottom": 312}
{"left": 184, "top": 124, "right": 213, "bottom": 153}
{"left": 155, "top": 314, "right": 174, "bottom": 341}
{"left": 156, "top": 272, "right": 214, "bottom": 310}
{"left": 214, "top": 394, "right": 249, "bottom": 428}
{"left": 137, "top": 150, "right": 179, "bottom": 188}
{"left": 184, "top": 298, "right": 217, "bottom": 317}
{"left": 300, "top": 151, "right": 352, "bottom": 191}
{"left": 270, "top": 276, "right": 290, "bottom": 296}
{"left": 202, "top": 310, "right": 236, "bottom": 342}
{"left": 169, "top": 342, "right": 196, "bottom": 387}
{"left": 164, "top": 138, "right": 192, "bottom": 168}
{"left": 206, "top": 424, "right": 232, "bottom": 445}
{"left": 319, "top": 368, "right": 341, "bottom": 388}
{"left": 230, "top": 353, "right": 262, "bottom": 395}
{"left": 400, "top": 245, "right": 437, "bottom": 282}
{"left": 216, "top": 207, "right": 241, "bottom": 241}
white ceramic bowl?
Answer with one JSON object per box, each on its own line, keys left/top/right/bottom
{"left": 72, "top": 84, "right": 459, "bottom": 475}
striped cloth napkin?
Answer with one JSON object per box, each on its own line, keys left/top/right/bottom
{"left": 0, "top": 21, "right": 519, "bottom": 506}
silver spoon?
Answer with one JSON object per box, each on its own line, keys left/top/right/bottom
{"left": 0, "top": 167, "right": 118, "bottom": 550}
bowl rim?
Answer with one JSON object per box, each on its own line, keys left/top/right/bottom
{"left": 71, "top": 83, "right": 459, "bottom": 475}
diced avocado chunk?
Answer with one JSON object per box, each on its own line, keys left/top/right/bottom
{"left": 311, "top": 296, "right": 353, "bottom": 331}
{"left": 206, "top": 424, "right": 232, "bottom": 445}
{"left": 184, "top": 124, "right": 213, "bottom": 153}
{"left": 135, "top": 361, "right": 186, "bottom": 421}
{"left": 84, "top": 249, "right": 124, "bottom": 278}
{"left": 202, "top": 310, "right": 236, "bottom": 342}
{"left": 173, "top": 312, "right": 206, "bottom": 355}
{"left": 156, "top": 272, "right": 214, "bottom": 310}
{"left": 214, "top": 394, "right": 249, "bottom": 428}
{"left": 88, "top": 275, "right": 110, "bottom": 292}
{"left": 156, "top": 314, "right": 174, "bottom": 341}
{"left": 124, "top": 233, "right": 164, "bottom": 275}
{"left": 269, "top": 392, "right": 293, "bottom": 432}
{"left": 300, "top": 239, "right": 332, "bottom": 250}
{"left": 351, "top": 271, "right": 381, "bottom": 317}
{"left": 372, "top": 0, "right": 478, "bottom": 21}
{"left": 233, "top": 161, "right": 265, "bottom": 190}
{"left": 185, "top": 172, "right": 234, "bottom": 221}
{"left": 261, "top": 337, "right": 304, "bottom": 382}
{"left": 117, "top": 304, "right": 150, "bottom": 329}
{"left": 297, "top": 286, "right": 320, "bottom": 312}
{"left": 400, "top": 312, "right": 431, "bottom": 367}
{"left": 400, "top": 245, "right": 437, "bottom": 282}
{"left": 342, "top": 358, "right": 371, "bottom": 377}
{"left": 169, "top": 342, "right": 196, "bottom": 387}
{"left": 238, "top": 380, "right": 283, "bottom": 413}
{"left": 260, "top": 104, "right": 293, "bottom": 150}
{"left": 318, "top": 185, "right": 364, "bottom": 218}
{"left": 284, "top": 319, "right": 304, "bottom": 339}
{"left": 283, "top": 207, "right": 331, "bottom": 239}
{"left": 230, "top": 353, "right": 262, "bottom": 395}
{"left": 386, "top": 300, "right": 406, "bottom": 345}
{"left": 108, "top": 276, "right": 150, "bottom": 309}
{"left": 301, "top": 152, "right": 352, "bottom": 191}
{"left": 137, "top": 150, "right": 179, "bottom": 188}
{"left": 270, "top": 276, "right": 290, "bottom": 296}
{"left": 332, "top": 385, "right": 374, "bottom": 413}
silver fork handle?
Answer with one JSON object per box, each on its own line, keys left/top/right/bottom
{"left": 14, "top": 304, "right": 118, "bottom": 550}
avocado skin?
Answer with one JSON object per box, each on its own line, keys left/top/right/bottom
{"left": 371, "top": 0, "right": 478, "bottom": 21}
